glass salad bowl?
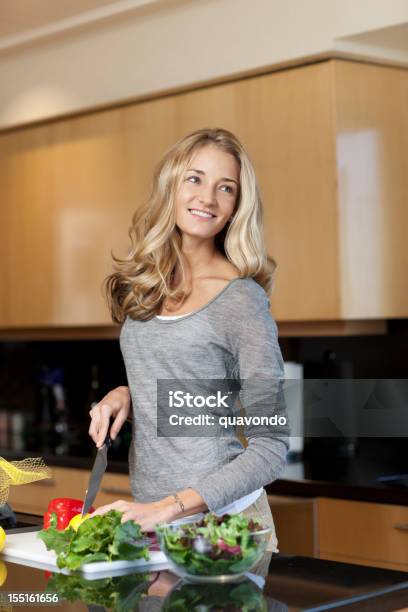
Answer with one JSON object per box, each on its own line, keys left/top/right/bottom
{"left": 156, "top": 513, "right": 271, "bottom": 583}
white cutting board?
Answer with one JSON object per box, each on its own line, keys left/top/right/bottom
{"left": 1, "top": 530, "right": 169, "bottom": 578}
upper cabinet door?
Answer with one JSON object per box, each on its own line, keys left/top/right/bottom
{"left": 172, "top": 63, "right": 341, "bottom": 321}
{"left": 333, "top": 60, "right": 408, "bottom": 319}
{"left": 0, "top": 60, "right": 406, "bottom": 329}
{"left": 0, "top": 100, "right": 179, "bottom": 326}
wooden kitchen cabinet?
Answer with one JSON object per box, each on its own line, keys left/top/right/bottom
{"left": 7, "top": 466, "right": 88, "bottom": 515}
{"left": 7, "top": 466, "right": 132, "bottom": 516}
{"left": 93, "top": 471, "right": 133, "bottom": 508}
{"left": 0, "top": 60, "right": 407, "bottom": 330}
{"left": 268, "top": 495, "right": 317, "bottom": 556}
{"left": 174, "top": 60, "right": 408, "bottom": 323}
{"left": 268, "top": 495, "right": 408, "bottom": 572}
{"left": 0, "top": 106, "right": 178, "bottom": 327}
{"left": 317, "top": 497, "right": 408, "bottom": 572}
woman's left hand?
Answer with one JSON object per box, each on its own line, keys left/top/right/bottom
{"left": 91, "top": 499, "right": 175, "bottom": 531}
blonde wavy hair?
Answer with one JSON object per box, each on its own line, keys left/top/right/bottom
{"left": 104, "top": 127, "right": 276, "bottom": 322}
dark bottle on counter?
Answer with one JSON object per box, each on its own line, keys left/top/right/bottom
{"left": 36, "top": 365, "right": 69, "bottom": 446}
{"left": 37, "top": 366, "right": 54, "bottom": 434}
{"left": 52, "top": 367, "right": 68, "bottom": 435}
{"left": 86, "top": 364, "right": 100, "bottom": 410}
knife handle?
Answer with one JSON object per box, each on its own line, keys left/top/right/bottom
{"left": 104, "top": 434, "right": 112, "bottom": 448}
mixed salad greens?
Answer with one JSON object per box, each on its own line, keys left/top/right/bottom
{"left": 162, "top": 578, "right": 268, "bottom": 611}
{"left": 45, "top": 571, "right": 150, "bottom": 611}
{"left": 157, "top": 513, "right": 267, "bottom": 576}
{"left": 38, "top": 510, "right": 150, "bottom": 570}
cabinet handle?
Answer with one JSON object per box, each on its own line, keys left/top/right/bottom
{"left": 393, "top": 523, "right": 408, "bottom": 532}
{"left": 100, "top": 486, "right": 131, "bottom": 496}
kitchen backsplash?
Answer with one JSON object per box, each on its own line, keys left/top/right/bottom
{"left": 0, "top": 320, "right": 407, "bottom": 457}
{"left": 0, "top": 339, "right": 128, "bottom": 457}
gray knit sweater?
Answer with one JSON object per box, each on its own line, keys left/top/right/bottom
{"left": 120, "top": 277, "right": 289, "bottom": 512}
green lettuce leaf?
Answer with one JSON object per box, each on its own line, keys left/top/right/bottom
{"left": 38, "top": 510, "right": 150, "bottom": 570}
{"left": 46, "top": 571, "right": 150, "bottom": 611}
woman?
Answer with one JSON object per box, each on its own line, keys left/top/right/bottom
{"left": 89, "top": 128, "right": 289, "bottom": 555}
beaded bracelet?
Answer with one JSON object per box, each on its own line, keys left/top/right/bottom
{"left": 173, "top": 492, "right": 185, "bottom": 514}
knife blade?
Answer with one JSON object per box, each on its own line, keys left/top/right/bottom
{"left": 82, "top": 435, "right": 111, "bottom": 517}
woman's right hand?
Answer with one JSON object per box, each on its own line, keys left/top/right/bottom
{"left": 88, "top": 386, "right": 131, "bottom": 448}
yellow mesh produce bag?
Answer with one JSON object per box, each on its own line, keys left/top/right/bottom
{"left": 0, "top": 457, "right": 52, "bottom": 505}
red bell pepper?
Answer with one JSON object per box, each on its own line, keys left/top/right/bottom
{"left": 43, "top": 498, "right": 94, "bottom": 530}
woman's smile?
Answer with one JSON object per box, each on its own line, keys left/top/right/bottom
{"left": 188, "top": 207, "right": 217, "bottom": 220}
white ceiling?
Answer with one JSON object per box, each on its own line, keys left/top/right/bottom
{"left": 337, "top": 23, "right": 408, "bottom": 54}
{"left": 0, "top": 1, "right": 407, "bottom": 63}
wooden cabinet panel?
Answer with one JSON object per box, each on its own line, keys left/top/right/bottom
{"left": 1, "top": 59, "right": 407, "bottom": 328}
{"left": 0, "top": 62, "right": 340, "bottom": 326}
{"left": 7, "top": 466, "right": 88, "bottom": 515}
{"left": 7, "top": 467, "right": 132, "bottom": 516}
{"left": 174, "top": 63, "right": 340, "bottom": 321}
{"left": 0, "top": 103, "right": 179, "bottom": 327}
{"left": 94, "top": 472, "right": 133, "bottom": 507}
{"left": 318, "top": 498, "right": 408, "bottom": 571}
{"left": 334, "top": 61, "right": 408, "bottom": 319}
{"left": 269, "top": 495, "right": 317, "bottom": 556}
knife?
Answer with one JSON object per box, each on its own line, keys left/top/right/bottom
{"left": 82, "top": 434, "right": 112, "bottom": 517}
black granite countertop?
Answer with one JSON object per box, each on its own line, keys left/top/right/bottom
{"left": 2, "top": 545, "right": 408, "bottom": 611}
